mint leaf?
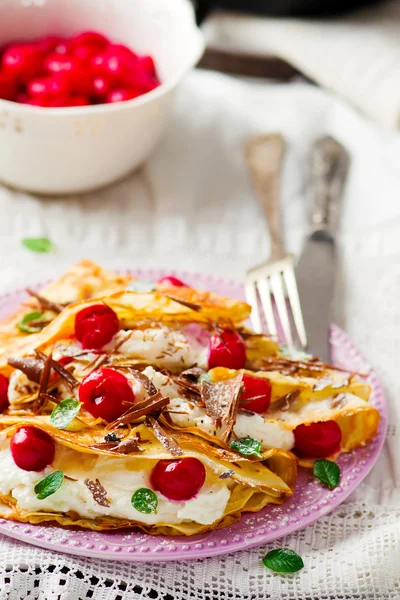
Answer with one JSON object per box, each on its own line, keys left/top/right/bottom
{"left": 263, "top": 548, "right": 304, "bottom": 573}
{"left": 127, "top": 280, "right": 156, "bottom": 293}
{"left": 22, "top": 237, "right": 54, "bottom": 253}
{"left": 313, "top": 458, "right": 341, "bottom": 490}
{"left": 198, "top": 372, "right": 211, "bottom": 383}
{"left": 50, "top": 398, "right": 82, "bottom": 430}
{"left": 34, "top": 470, "right": 64, "bottom": 500}
{"left": 18, "top": 311, "right": 45, "bottom": 334}
{"left": 131, "top": 488, "right": 158, "bottom": 514}
{"left": 229, "top": 437, "right": 263, "bottom": 458}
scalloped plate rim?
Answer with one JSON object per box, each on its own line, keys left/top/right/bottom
{"left": 0, "top": 269, "right": 388, "bottom": 562}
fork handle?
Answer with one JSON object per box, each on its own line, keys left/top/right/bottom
{"left": 310, "top": 136, "right": 349, "bottom": 237}
{"left": 244, "top": 133, "right": 285, "bottom": 260}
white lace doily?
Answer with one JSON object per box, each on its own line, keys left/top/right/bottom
{"left": 0, "top": 70, "right": 399, "bottom": 599}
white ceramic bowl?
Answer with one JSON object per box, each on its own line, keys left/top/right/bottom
{"left": 0, "top": 0, "right": 204, "bottom": 194}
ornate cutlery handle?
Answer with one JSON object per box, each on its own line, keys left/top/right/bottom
{"left": 310, "top": 136, "right": 349, "bottom": 236}
{"left": 244, "top": 133, "right": 285, "bottom": 260}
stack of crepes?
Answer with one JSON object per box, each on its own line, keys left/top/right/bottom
{"left": 0, "top": 261, "right": 380, "bottom": 535}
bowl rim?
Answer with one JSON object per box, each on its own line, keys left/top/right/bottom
{"left": 0, "top": 14, "right": 205, "bottom": 116}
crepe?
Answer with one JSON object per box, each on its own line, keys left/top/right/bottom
{"left": 0, "top": 261, "right": 380, "bottom": 534}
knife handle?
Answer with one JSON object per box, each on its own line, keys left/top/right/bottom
{"left": 244, "top": 132, "right": 285, "bottom": 260}
{"left": 310, "top": 136, "right": 349, "bottom": 236}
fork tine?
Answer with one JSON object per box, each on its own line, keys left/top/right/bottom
{"left": 269, "top": 272, "right": 294, "bottom": 347}
{"left": 257, "top": 278, "right": 278, "bottom": 338}
{"left": 245, "top": 280, "right": 263, "bottom": 333}
{"left": 283, "top": 267, "right": 308, "bottom": 349}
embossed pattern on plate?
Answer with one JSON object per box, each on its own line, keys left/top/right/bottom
{"left": 0, "top": 269, "right": 388, "bottom": 561}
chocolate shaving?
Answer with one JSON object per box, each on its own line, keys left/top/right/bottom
{"left": 110, "top": 437, "right": 142, "bottom": 454}
{"left": 201, "top": 372, "right": 243, "bottom": 442}
{"left": 331, "top": 393, "right": 348, "bottom": 409}
{"left": 272, "top": 390, "right": 301, "bottom": 412}
{"left": 165, "top": 296, "right": 201, "bottom": 311}
{"left": 7, "top": 357, "right": 44, "bottom": 384}
{"left": 34, "top": 353, "right": 53, "bottom": 413}
{"left": 180, "top": 367, "right": 205, "bottom": 381}
{"left": 172, "top": 376, "right": 201, "bottom": 398}
{"left": 64, "top": 475, "right": 78, "bottom": 482}
{"left": 26, "top": 288, "right": 64, "bottom": 314}
{"left": 145, "top": 416, "right": 183, "bottom": 456}
{"left": 128, "top": 369, "right": 157, "bottom": 396}
{"left": 219, "top": 470, "right": 235, "bottom": 480}
{"left": 84, "top": 478, "right": 110, "bottom": 507}
{"left": 107, "top": 392, "right": 170, "bottom": 429}
{"left": 35, "top": 349, "right": 78, "bottom": 391}
{"left": 91, "top": 441, "right": 120, "bottom": 450}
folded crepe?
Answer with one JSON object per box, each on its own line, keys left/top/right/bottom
{"left": 0, "top": 261, "right": 379, "bottom": 534}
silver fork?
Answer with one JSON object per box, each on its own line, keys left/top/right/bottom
{"left": 244, "top": 133, "right": 307, "bottom": 349}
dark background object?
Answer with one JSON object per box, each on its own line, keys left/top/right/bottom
{"left": 195, "top": 0, "right": 382, "bottom": 20}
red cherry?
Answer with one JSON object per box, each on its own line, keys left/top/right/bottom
{"left": 157, "top": 276, "right": 188, "bottom": 287}
{"left": 25, "top": 97, "right": 48, "bottom": 107}
{"left": 151, "top": 457, "right": 206, "bottom": 501}
{"left": 68, "top": 95, "right": 90, "bottom": 106}
{"left": 294, "top": 420, "right": 342, "bottom": 458}
{"left": 10, "top": 426, "right": 55, "bottom": 471}
{"left": 208, "top": 330, "right": 247, "bottom": 370}
{"left": 72, "top": 43, "right": 100, "bottom": 63}
{"left": 43, "top": 54, "right": 90, "bottom": 95}
{"left": 57, "top": 356, "right": 74, "bottom": 367}
{"left": 28, "top": 74, "right": 71, "bottom": 98}
{"left": 136, "top": 56, "right": 156, "bottom": 77}
{"left": 240, "top": 375, "right": 271, "bottom": 414}
{"left": 0, "top": 71, "right": 17, "bottom": 100}
{"left": 71, "top": 31, "right": 109, "bottom": 49}
{"left": 2, "top": 44, "right": 41, "bottom": 82}
{"left": 127, "top": 70, "right": 159, "bottom": 93}
{"left": 0, "top": 374, "right": 9, "bottom": 413}
{"left": 36, "top": 36, "right": 65, "bottom": 55}
{"left": 91, "top": 75, "right": 112, "bottom": 100}
{"left": 75, "top": 303, "right": 119, "bottom": 349}
{"left": 79, "top": 367, "right": 135, "bottom": 422}
{"left": 16, "top": 92, "right": 29, "bottom": 103}
{"left": 106, "top": 43, "right": 137, "bottom": 63}
{"left": 106, "top": 88, "right": 141, "bottom": 103}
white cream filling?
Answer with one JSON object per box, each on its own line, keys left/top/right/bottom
{"left": 0, "top": 445, "right": 230, "bottom": 526}
{"left": 112, "top": 327, "right": 209, "bottom": 370}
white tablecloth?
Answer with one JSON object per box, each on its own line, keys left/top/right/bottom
{"left": 0, "top": 70, "right": 400, "bottom": 599}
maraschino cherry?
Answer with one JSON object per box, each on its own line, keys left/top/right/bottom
{"left": 294, "top": 420, "right": 342, "bottom": 458}
{"left": 208, "top": 329, "right": 247, "bottom": 370}
{"left": 157, "top": 276, "right": 188, "bottom": 287}
{"left": 240, "top": 375, "right": 271, "bottom": 414}
{"left": 75, "top": 304, "right": 119, "bottom": 349}
{"left": 151, "top": 458, "right": 206, "bottom": 501}
{"left": 10, "top": 426, "right": 55, "bottom": 471}
{"left": 79, "top": 367, "right": 135, "bottom": 422}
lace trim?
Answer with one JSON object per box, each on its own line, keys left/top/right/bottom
{"left": 0, "top": 502, "right": 399, "bottom": 600}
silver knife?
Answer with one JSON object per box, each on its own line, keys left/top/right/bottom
{"left": 295, "top": 136, "right": 349, "bottom": 362}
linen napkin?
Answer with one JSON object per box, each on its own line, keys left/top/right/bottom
{"left": 202, "top": 0, "right": 400, "bottom": 129}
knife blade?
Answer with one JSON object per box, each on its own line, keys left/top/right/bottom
{"left": 295, "top": 136, "right": 349, "bottom": 362}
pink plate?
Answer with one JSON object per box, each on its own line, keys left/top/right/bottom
{"left": 0, "top": 269, "right": 387, "bottom": 562}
